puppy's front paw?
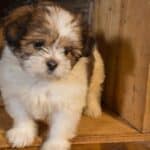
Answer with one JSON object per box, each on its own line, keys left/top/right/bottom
{"left": 84, "top": 102, "right": 102, "bottom": 118}
{"left": 7, "top": 125, "right": 37, "bottom": 148}
{"left": 42, "top": 139, "right": 70, "bottom": 150}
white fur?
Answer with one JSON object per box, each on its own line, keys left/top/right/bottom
{"left": 46, "top": 6, "right": 80, "bottom": 40}
{"left": 6, "top": 120, "right": 37, "bottom": 148}
{"left": 23, "top": 45, "right": 71, "bottom": 79}
{"left": 0, "top": 46, "right": 88, "bottom": 149}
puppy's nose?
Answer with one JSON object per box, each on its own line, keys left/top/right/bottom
{"left": 46, "top": 60, "right": 58, "bottom": 71}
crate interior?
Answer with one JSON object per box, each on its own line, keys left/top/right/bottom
{"left": 0, "top": 0, "right": 150, "bottom": 149}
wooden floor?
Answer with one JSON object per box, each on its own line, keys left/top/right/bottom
{"left": 0, "top": 106, "right": 150, "bottom": 149}
{"left": 73, "top": 143, "right": 150, "bottom": 150}
{"left": 2, "top": 143, "right": 150, "bottom": 150}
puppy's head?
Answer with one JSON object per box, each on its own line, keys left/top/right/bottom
{"left": 3, "top": 2, "right": 83, "bottom": 79}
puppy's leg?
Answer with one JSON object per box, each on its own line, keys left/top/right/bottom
{"left": 42, "top": 111, "right": 81, "bottom": 150}
{"left": 6, "top": 99, "right": 37, "bottom": 148}
{"left": 84, "top": 45, "right": 105, "bottom": 118}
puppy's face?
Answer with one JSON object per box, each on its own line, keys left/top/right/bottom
{"left": 4, "top": 3, "right": 83, "bottom": 79}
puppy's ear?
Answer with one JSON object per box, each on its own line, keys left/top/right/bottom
{"left": 0, "top": 25, "right": 5, "bottom": 58}
{"left": 5, "top": 16, "right": 30, "bottom": 47}
{"left": 4, "top": 6, "right": 33, "bottom": 47}
{"left": 82, "top": 32, "right": 96, "bottom": 57}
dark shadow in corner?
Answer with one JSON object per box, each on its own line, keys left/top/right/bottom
{"left": 95, "top": 33, "right": 135, "bottom": 115}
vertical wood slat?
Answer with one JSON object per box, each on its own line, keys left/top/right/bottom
{"left": 114, "top": 0, "right": 150, "bottom": 131}
{"left": 143, "top": 65, "right": 150, "bottom": 132}
{"left": 94, "top": 0, "right": 150, "bottom": 132}
{"left": 93, "top": 0, "right": 122, "bottom": 38}
{"left": 93, "top": 0, "right": 122, "bottom": 109}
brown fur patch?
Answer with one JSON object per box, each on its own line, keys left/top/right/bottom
{"left": 58, "top": 37, "right": 82, "bottom": 66}
{"left": 0, "top": 26, "right": 4, "bottom": 59}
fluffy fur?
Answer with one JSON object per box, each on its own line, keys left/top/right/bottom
{"left": 0, "top": 2, "right": 105, "bottom": 150}
{"left": 0, "top": 46, "right": 88, "bottom": 149}
{"left": 84, "top": 45, "right": 105, "bottom": 117}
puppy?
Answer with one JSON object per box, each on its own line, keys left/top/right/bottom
{"left": 0, "top": 2, "right": 104, "bottom": 150}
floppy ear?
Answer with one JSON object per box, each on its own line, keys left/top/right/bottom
{"left": 82, "top": 32, "right": 96, "bottom": 57}
{"left": 0, "top": 25, "right": 5, "bottom": 58}
{"left": 4, "top": 6, "right": 33, "bottom": 47}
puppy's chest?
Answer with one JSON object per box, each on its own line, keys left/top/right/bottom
{"left": 26, "top": 81, "right": 81, "bottom": 119}
{"left": 28, "top": 81, "right": 80, "bottom": 105}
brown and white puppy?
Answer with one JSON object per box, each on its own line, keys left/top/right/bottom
{"left": 0, "top": 2, "right": 104, "bottom": 150}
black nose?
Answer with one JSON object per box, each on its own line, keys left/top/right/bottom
{"left": 46, "top": 60, "right": 58, "bottom": 71}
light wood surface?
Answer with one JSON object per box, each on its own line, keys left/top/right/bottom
{"left": 0, "top": 107, "right": 150, "bottom": 149}
{"left": 143, "top": 65, "right": 150, "bottom": 132}
{"left": 94, "top": 0, "right": 150, "bottom": 132}
{"left": 4, "top": 143, "right": 150, "bottom": 150}
{"left": 92, "top": 0, "right": 122, "bottom": 107}
{"left": 2, "top": 143, "right": 150, "bottom": 150}
{"left": 115, "top": 0, "right": 150, "bottom": 132}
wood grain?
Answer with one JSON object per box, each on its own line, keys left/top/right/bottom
{"left": 94, "top": 0, "right": 150, "bottom": 132}
{"left": 143, "top": 65, "right": 150, "bottom": 132}
{"left": 114, "top": 0, "right": 150, "bottom": 131}
{"left": 4, "top": 143, "right": 150, "bottom": 150}
{"left": 92, "top": 0, "right": 123, "bottom": 108}
{"left": 0, "top": 107, "right": 150, "bottom": 149}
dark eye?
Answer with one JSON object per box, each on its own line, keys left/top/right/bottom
{"left": 33, "top": 40, "right": 45, "bottom": 49}
{"left": 64, "top": 47, "right": 72, "bottom": 55}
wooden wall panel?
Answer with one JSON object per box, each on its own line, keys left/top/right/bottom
{"left": 94, "top": 0, "right": 150, "bottom": 132}
{"left": 114, "top": 0, "right": 150, "bottom": 131}
{"left": 93, "top": 0, "right": 122, "bottom": 107}
{"left": 143, "top": 65, "right": 150, "bottom": 132}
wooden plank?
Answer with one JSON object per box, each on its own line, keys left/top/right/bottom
{"left": 114, "top": 0, "right": 150, "bottom": 131}
{"left": 72, "top": 133, "right": 150, "bottom": 145}
{"left": 143, "top": 65, "right": 150, "bottom": 132}
{"left": 5, "top": 143, "right": 149, "bottom": 150}
{"left": 104, "top": 143, "right": 150, "bottom": 150}
{"left": 94, "top": 0, "right": 150, "bottom": 132}
{"left": 72, "top": 143, "right": 150, "bottom": 150}
{"left": 93, "top": 0, "right": 122, "bottom": 109}
{"left": 0, "top": 107, "right": 150, "bottom": 149}
{"left": 93, "top": 0, "right": 122, "bottom": 38}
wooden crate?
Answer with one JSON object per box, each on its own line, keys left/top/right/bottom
{"left": 93, "top": 0, "right": 150, "bottom": 132}
{"left": 0, "top": 0, "right": 150, "bottom": 149}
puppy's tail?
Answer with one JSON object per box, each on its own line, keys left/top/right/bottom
{"left": 84, "top": 44, "right": 105, "bottom": 118}
{"left": 90, "top": 44, "right": 105, "bottom": 87}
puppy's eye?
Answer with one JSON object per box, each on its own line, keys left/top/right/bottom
{"left": 64, "top": 47, "right": 72, "bottom": 55}
{"left": 33, "top": 40, "right": 45, "bottom": 49}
